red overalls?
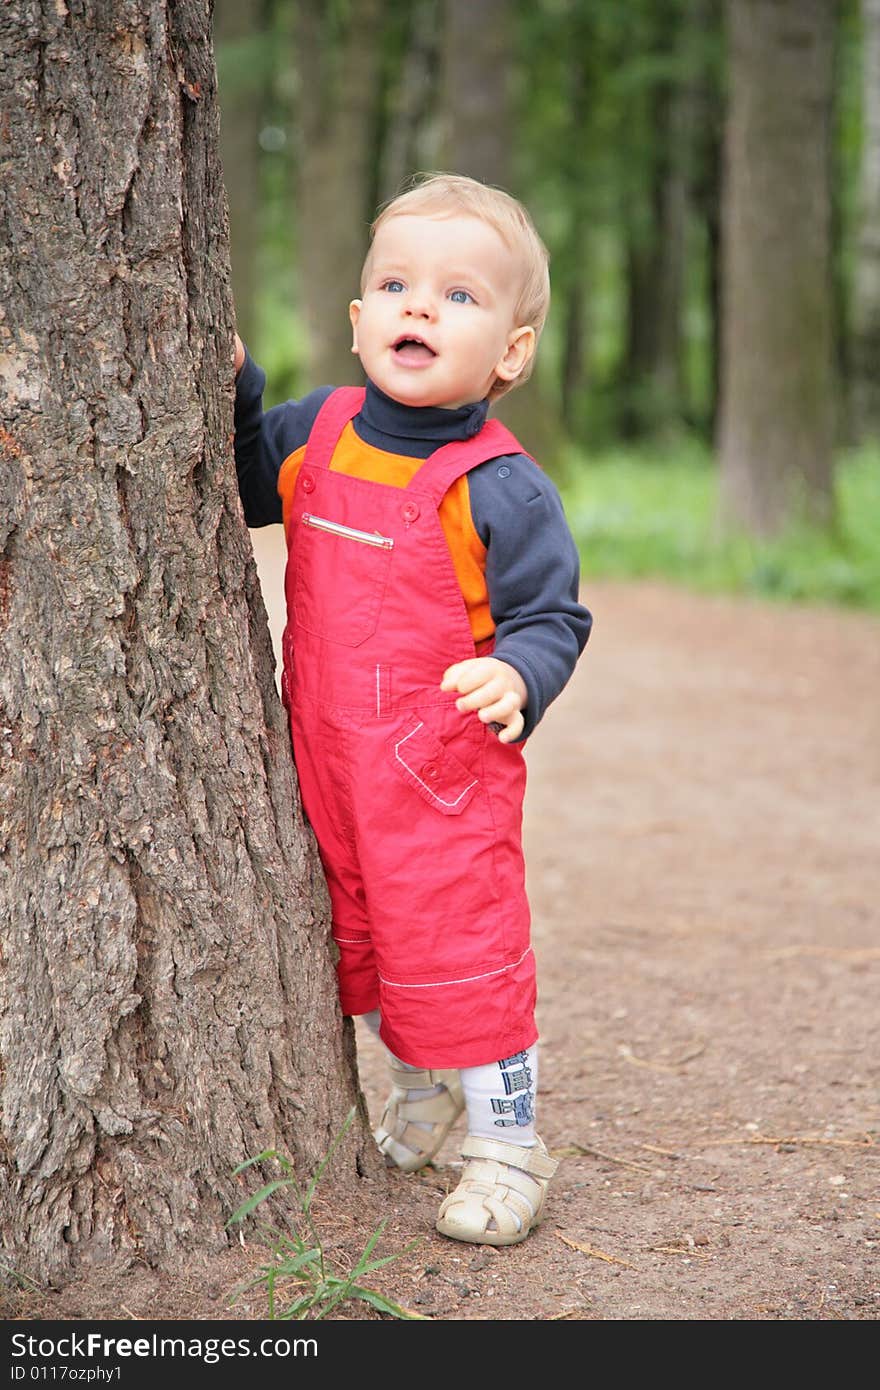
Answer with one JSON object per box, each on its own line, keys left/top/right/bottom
{"left": 280, "top": 387, "right": 537, "bottom": 1069}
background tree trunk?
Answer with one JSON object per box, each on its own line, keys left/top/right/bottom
{"left": 439, "top": 0, "right": 512, "bottom": 185}
{"left": 688, "top": 0, "right": 724, "bottom": 438}
{"left": 436, "top": 0, "right": 563, "bottom": 463}
{"left": 377, "top": 0, "right": 442, "bottom": 206}
{"left": 619, "top": 1, "right": 690, "bottom": 439}
{"left": 558, "top": 27, "right": 592, "bottom": 440}
{"left": 214, "top": 0, "right": 266, "bottom": 348}
{"left": 215, "top": 0, "right": 288, "bottom": 685}
{"left": 0, "top": 0, "right": 373, "bottom": 1288}
{"left": 294, "top": 0, "right": 384, "bottom": 387}
{"left": 718, "top": 0, "right": 837, "bottom": 535}
{"left": 851, "top": 0, "right": 880, "bottom": 438}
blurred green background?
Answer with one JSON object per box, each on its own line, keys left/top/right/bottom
{"left": 215, "top": 0, "right": 880, "bottom": 610}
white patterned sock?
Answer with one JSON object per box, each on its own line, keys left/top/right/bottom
{"left": 460, "top": 1045, "right": 538, "bottom": 1148}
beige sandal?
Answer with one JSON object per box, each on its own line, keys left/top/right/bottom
{"left": 373, "top": 1063, "right": 465, "bottom": 1173}
{"left": 435, "top": 1135, "right": 558, "bottom": 1246}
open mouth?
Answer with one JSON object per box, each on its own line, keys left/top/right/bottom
{"left": 392, "top": 335, "right": 437, "bottom": 364}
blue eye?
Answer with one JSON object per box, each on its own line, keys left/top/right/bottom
{"left": 449, "top": 289, "right": 473, "bottom": 304}
{"left": 382, "top": 279, "right": 405, "bottom": 293}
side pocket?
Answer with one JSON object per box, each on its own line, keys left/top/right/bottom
{"left": 387, "top": 716, "right": 480, "bottom": 816}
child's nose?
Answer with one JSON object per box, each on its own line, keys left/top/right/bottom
{"left": 403, "top": 292, "right": 436, "bottom": 321}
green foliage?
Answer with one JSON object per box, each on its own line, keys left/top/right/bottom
{"left": 512, "top": 0, "right": 725, "bottom": 444}
{"left": 226, "top": 1107, "right": 425, "bottom": 1321}
{"left": 563, "top": 442, "right": 880, "bottom": 609}
{"left": 215, "top": 31, "right": 278, "bottom": 100}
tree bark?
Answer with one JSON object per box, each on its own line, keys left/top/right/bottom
{"left": 0, "top": 0, "right": 373, "bottom": 1288}
{"left": 851, "top": 0, "right": 880, "bottom": 438}
{"left": 718, "top": 0, "right": 837, "bottom": 534}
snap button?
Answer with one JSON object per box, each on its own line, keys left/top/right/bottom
{"left": 422, "top": 761, "right": 440, "bottom": 782}
{"left": 497, "top": 464, "right": 511, "bottom": 479}
{"left": 401, "top": 500, "right": 420, "bottom": 524}
{"left": 301, "top": 473, "right": 316, "bottom": 493}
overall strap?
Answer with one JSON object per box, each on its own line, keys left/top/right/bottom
{"left": 302, "top": 386, "right": 366, "bottom": 471}
{"left": 405, "top": 418, "right": 532, "bottom": 506}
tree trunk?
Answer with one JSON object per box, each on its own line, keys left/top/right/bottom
{"left": 558, "top": 26, "right": 591, "bottom": 441}
{"left": 561, "top": 272, "right": 588, "bottom": 436}
{"left": 214, "top": 0, "right": 266, "bottom": 348}
{"left": 718, "top": 0, "right": 837, "bottom": 535}
{"left": 851, "top": 0, "right": 880, "bottom": 438}
{"left": 435, "top": 0, "right": 563, "bottom": 460}
{"left": 294, "top": 0, "right": 384, "bottom": 387}
{"left": 621, "top": 163, "right": 687, "bottom": 436}
{"left": 440, "top": 0, "right": 511, "bottom": 185}
{"left": 0, "top": 0, "right": 373, "bottom": 1289}
{"left": 619, "top": 0, "right": 695, "bottom": 439}
{"left": 214, "top": 0, "right": 288, "bottom": 683}
{"left": 378, "top": 0, "right": 443, "bottom": 206}
{"left": 688, "top": 0, "right": 724, "bottom": 438}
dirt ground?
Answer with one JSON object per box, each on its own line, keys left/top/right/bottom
{"left": 5, "top": 579, "right": 878, "bottom": 1324}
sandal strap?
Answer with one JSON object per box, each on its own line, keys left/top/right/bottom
{"left": 385, "top": 1063, "right": 459, "bottom": 1091}
{"left": 461, "top": 1135, "right": 558, "bottom": 1180}
{"left": 373, "top": 1070, "right": 465, "bottom": 1173}
{"left": 386, "top": 1091, "right": 463, "bottom": 1126}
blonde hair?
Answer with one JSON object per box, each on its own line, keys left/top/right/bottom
{"left": 363, "top": 172, "right": 550, "bottom": 400}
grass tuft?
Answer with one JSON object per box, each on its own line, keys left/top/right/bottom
{"left": 226, "top": 1107, "right": 426, "bottom": 1321}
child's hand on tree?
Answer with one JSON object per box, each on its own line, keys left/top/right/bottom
{"left": 440, "top": 658, "right": 527, "bottom": 744}
{"left": 233, "top": 332, "right": 245, "bottom": 375}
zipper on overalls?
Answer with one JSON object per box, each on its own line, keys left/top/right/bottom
{"left": 301, "top": 513, "right": 395, "bottom": 549}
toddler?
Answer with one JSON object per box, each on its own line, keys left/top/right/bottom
{"left": 233, "top": 173, "right": 591, "bottom": 1245}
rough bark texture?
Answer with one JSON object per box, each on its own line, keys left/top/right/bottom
{"left": 851, "top": 0, "right": 880, "bottom": 438}
{"left": 0, "top": 0, "right": 374, "bottom": 1288}
{"left": 718, "top": 0, "right": 837, "bottom": 535}
{"left": 294, "top": 0, "right": 384, "bottom": 388}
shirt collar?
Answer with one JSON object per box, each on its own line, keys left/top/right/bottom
{"left": 355, "top": 378, "right": 489, "bottom": 458}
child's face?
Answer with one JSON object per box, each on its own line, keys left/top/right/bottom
{"left": 349, "top": 213, "right": 535, "bottom": 409}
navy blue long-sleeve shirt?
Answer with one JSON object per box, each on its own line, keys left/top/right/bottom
{"left": 234, "top": 351, "right": 591, "bottom": 739}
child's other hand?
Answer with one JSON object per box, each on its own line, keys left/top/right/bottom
{"left": 440, "top": 658, "right": 527, "bottom": 744}
{"left": 233, "top": 333, "right": 245, "bottom": 375}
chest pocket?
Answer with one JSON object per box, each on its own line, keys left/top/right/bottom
{"left": 293, "top": 511, "right": 394, "bottom": 647}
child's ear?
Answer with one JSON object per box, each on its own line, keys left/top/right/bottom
{"left": 494, "top": 326, "right": 535, "bottom": 385}
{"left": 349, "top": 299, "right": 362, "bottom": 354}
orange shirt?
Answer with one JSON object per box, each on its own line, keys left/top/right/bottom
{"left": 278, "top": 422, "right": 494, "bottom": 642}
